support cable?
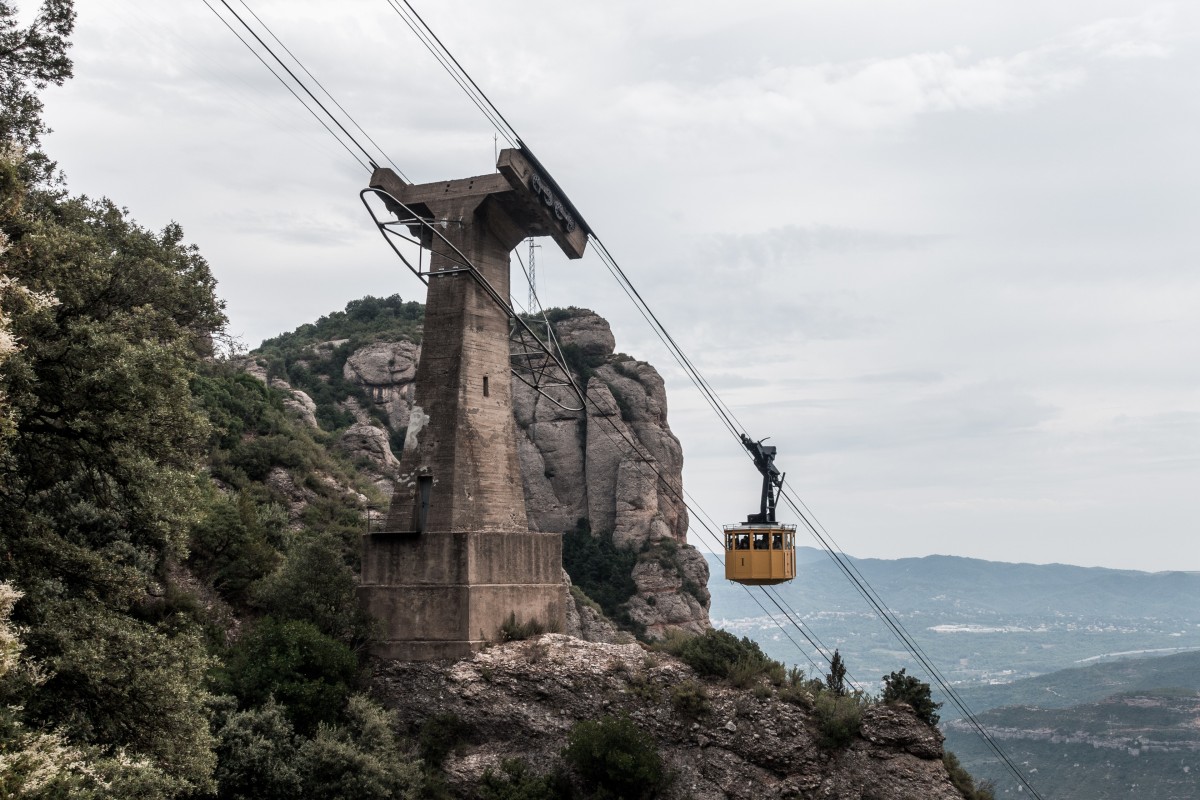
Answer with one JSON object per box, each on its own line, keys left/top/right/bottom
{"left": 580, "top": 388, "right": 830, "bottom": 678}
{"left": 776, "top": 485, "right": 1044, "bottom": 797}
{"left": 386, "top": 0, "right": 520, "bottom": 146}
{"left": 381, "top": 0, "right": 517, "bottom": 148}
{"left": 503, "top": 270, "right": 831, "bottom": 675}
{"left": 221, "top": 3, "right": 1043, "bottom": 791}
{"left": 214, "top": 0, "right": 379, "bottom": 169}
{"left": 233, "top": 0, "right": 408, "bottom": 179}
{"left": 201, "top": 0, "right": 368, "bottom": 171}
{"left": 386, "top": 9, "right": 1046, "bottom": 792}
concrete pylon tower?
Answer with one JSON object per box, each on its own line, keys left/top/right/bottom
{"left": 359, "top": 149, "right": 587, "bottom": 660}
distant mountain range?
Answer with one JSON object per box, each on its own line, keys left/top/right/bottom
{"left": 707, "top": 548, "right": 1200, "bottom": 798}
{"left": 706, "top": 548, "right": 1200, "bottom": 687}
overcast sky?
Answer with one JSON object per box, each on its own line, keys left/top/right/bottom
{"left": 40, "top": 0, "right": 1199, "bottom": 572}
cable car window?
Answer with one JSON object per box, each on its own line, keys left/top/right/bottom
{"left": 737, "top": 534, "right": 750, "bottom": 550}
{"left": 725, "top": 533, "right": 735, "bottom": 550}
{"left": 753, "top": 532, "right": 769, "bottom": 550}
{"left": 772, "top": 532, "right": 783, "bottom": 550}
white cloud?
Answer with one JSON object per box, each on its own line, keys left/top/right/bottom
{"left": 605, "top": 5, "right": 1177, "bottom": 140}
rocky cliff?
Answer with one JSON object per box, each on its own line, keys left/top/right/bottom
{"left": 245, "top": 304, "right": 711, "bottom": 639}
{"left": 373, "top": 634, "right": 965, "bottom": 799}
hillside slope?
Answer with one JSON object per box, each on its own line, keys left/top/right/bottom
{"left": 946, "top": 687, "right": 1199, "bottom": 799}
{"left": 955, "top": 649, "right": 1200, "bottom": 712}
{"left": 372, "top": 633, "right": 969, "bottom": 800}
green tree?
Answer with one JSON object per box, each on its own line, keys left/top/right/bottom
{"left": 0, "top": 13, "right": 228, "bottom": 790}
{"left": 825, "top": 650, "right": 848, "bottom": 697}
{"left": 212, "top": 700, "right": 304, "bottom": 800}
{"left": 882, "top": 668, "right": 942, "bottom": 726}
{"left": 189, "top": 489, "right": 281, "bottom": 603}
{"left": 0, "top": 158, "right": 225, "bottom": 797}
{"left": 218, "top": 617, "right": 359, "bottom": 735}
{"left": 252, "top": 530, "right": 374, "bottom": 646}
{"left": 0, "top": 0, "right": 75, "bottom": 178}
{"left": 561, "top": 520, "right": 638, "bottom": 628}
{"left": 563, "top": 714, "right": 668, "bottom": 800}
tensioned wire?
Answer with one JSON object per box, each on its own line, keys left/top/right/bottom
{"left": 199, "top": 0, "right": 835, "bottom": 681}
{"left": 377, "top": 6, "right": 1046, "bottom": 795}
{"left": 200, "top": 0, "right": 369, "bottom": 170}
{"left": 202, "top": 3, "right": 1041, "bottom": 794}
{"left": 511, "top": 255, "right": 840, "bottom": 681}
{"left": 229, "top": 0, "right": 408, "bottom": 179}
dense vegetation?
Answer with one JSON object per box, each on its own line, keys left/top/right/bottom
{"left": 560, "top": 519, "right": 639, "bottom": 628}
{"left": 0, "top": 5, "right": 424, "bottom": 796}
{"left": 254, "top": 294, "right": 423, "bottom": 434}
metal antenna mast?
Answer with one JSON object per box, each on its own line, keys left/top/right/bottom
{"left": 527, "top": 238, "right": 541, "bottom": 310}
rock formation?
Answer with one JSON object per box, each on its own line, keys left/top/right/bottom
{"left": 243, "top": 307, "right": 711, "bottom": 639}
{"left": 511, "top": 310, "right": 710, "bottom": 638}
{"left": 373, "top": 634, "right": 965, "bottom": 799}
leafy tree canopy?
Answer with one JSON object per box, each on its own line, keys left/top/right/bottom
{"left": 882, "top": 668, "right": 942, "bottom": 726}
{"left": 1, "top": 0, "right": 75, "bottom": 179}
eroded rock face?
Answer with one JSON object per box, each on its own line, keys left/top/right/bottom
{"left": 269, "top": 378, "right": 318, "bottom": 429}
{"left": 334, "top": 423, "right": 400, "bottom": 500}
{"left": 342, "top": 341, "right": 419, "bottom": 431}
{"left": 515, "top": 310, "right": 707, "bottom": 638}
{"left": 336, "top": 423, "right": 399, "bottom": 473}
{"left": 563, "top": 571, "right": 631, "bottom": 645}
{"left": 243, "top": 308, "right": 711, "bottom": 638}
{"left": 372, "top": 635, "right": 962, "bottom": 800}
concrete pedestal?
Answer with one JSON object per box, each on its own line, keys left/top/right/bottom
{"left": 359, "top": 530, "right": 565, "bottom": 660}
{"left": 360, "top": 150, "right": 585, "bottom": 661}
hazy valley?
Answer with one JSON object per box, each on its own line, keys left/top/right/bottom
{"left": 707, "top": 549, "right": 1200, "bottom": 797}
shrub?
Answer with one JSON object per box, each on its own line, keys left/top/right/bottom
{"left": 563, "top": 715, "right": 669, "bottom": 799}
{"left": 218, "top": 617, "right": 359, "bottom": 735}
{"left": 727, "top": 655, "right": 766, "bottom": 689}
{"left": 478, "top": 758, "right": 572, "bottom": 800}
{"left": 670, "top": 680, "right": 711, "bottom": 719}
{"left": 213, "top": 701, "right": 303, "bottom": 800}
{"left": 228, "top": 434, "right": 311, "bottom": 482}
{"left": 499, "top": 612, "right": 548, "bottom": 642}
{"left": 560, "top": 521, "right": 638, "bottom": 624}
{"left": 943, "top": 751, "right": 996, "bottom": 800}
{"left": 661, "top": 629, "right": 777, "bottom": 684}
{"left": 776, "top": 667, "right": 815, "bottom": 705}
{"left": 813, "top": 692, "right": 867, "bottom": 749}
{"left": 881, "top": 668, "right": 942, "bottom": 726}
{"left": 296, "top": 697, "right": 422, "bottom": 800}
{"left": 418, "top": 713, "right": 468, "bottom": 768}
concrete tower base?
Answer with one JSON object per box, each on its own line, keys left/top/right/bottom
{"left": 359, "top": 150, "right": 584, "bottom": 661}
{"left": 359, "top": 529, "right": 565, "bottom": 661}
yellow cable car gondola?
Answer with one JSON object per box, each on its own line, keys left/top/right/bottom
{"left": 725, "top": 433, "right": 796, "bottom": 585}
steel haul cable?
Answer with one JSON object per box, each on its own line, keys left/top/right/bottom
{"left": 378, "top": 7, "right": 1046, "bottom": 796}
{"left": 202, "top": 0, "right": 842, "bottom": 678}
{"left": 508, "top": 251, "right": 836, "bottom": 679}
{"left": 231, "top": 0, "right": 407, "bottom": 179}
{"left": 200, "top": 0, "right": 369, "bottom": 170}
{"left": 203, "top": 3, "right": 1043, "bottom": 794}
{"left": 205, "top": 0, "right": 381, "bottom": 170}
